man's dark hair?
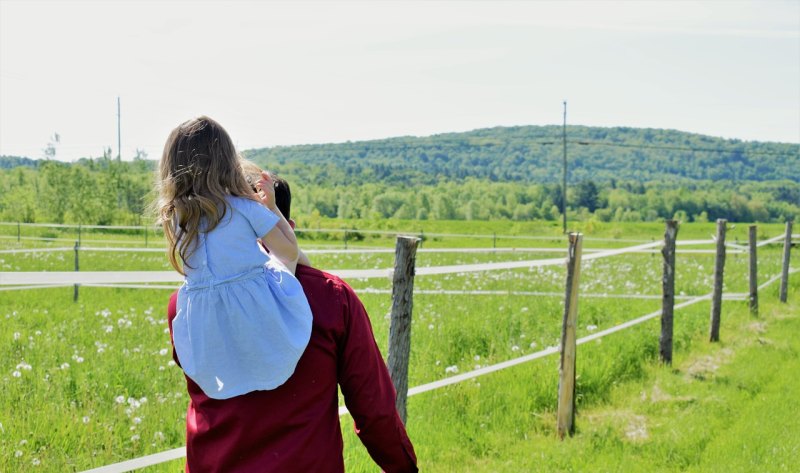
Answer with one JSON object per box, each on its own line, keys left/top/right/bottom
{"left": 273, "top": 177, "right": 291, "bottom": 220}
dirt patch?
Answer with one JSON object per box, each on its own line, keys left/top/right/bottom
{"left": 748, "top": 321, "right": 768, "bottom": 334}
{"left": 624, "top": 414, "right": 649, "bottom": 441}
{"left": 585, "top": 410, "right": 650, "bottom": 442}
{"left": 642, "top": 384, "right": 697, "bottom": 405}
{"left": 685, "top": 347, "right": 734, "bottom": 381}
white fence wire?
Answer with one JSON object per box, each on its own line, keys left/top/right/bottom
{"left": 0, "top": 228, "right": 792, "bottom": 472}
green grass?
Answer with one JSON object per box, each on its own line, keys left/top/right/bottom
{"left": 366, "top": 275, "right": 798, "bottom": 473}
{"left": 0, "top": 221, "right": 795, "bottom": 472}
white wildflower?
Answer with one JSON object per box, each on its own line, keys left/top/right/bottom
{"left": 445, "top": 365, "right": 458, "bottom": 374}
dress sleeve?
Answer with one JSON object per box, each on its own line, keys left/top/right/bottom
{"left": 337, "top": 283, "right": 418, "bottom": 473}
{"left": 233, "top": 197, "right": 280, "bottom": 238}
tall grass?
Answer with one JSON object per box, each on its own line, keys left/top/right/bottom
{"left": 0, "top": 221, "right": 793, "bottom": 471}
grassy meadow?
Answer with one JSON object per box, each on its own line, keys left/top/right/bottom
{"left": 0, "top": 219, "right": 795, "bottom": 472}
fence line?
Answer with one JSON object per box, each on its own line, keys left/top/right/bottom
{"left": 0, "top": 234, "right": 786, "bottom": 287}
{"left": 0, "top": 244, "right": 752, "bottom": 256}
{"left": 0, "top": 247, "right": 74, "bottom": 254}
{"left": 0, "top": 235, "right": 147, "bottom": 245}
{"left": 0, "top": 284, "right": 72, "bottom": 291}
{"left": 1, "top": 282, "right": 754, "bottom": 302}
{"left": 0, "top": 241, "right": 642, "bottom": 286}
{"left": 3, "top": 227, "right": 793, "bottom": 472}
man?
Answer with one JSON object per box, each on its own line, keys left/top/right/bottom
{"left": 167, "top": 174, "right": 418, "bottom": 472}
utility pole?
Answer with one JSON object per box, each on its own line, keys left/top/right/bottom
{"left": 562, "top": 100, "right": 568, "bottom": 234}
{"left": 117, "top": 96, "right": 122, "bottom": 161}
{"left": 116, "top": 96, "right": 122, "bottom": 209}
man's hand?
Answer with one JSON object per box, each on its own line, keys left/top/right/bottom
{"left": 255, "top": 171, "right": 278, "bottom": 211}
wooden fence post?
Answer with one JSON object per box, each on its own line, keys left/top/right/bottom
{"left": 557, "top": 232, "right": 583, "bottom": 439}
{"left": 73, "top": 241, "right": 80, "bottom": 302}
{"left": 660, "top": 220, "right": 678, "bottom": 364}
{"left": 77, "top": 224, "right": 82, "bottom": 246}
{"left": 388, "top": 235, "right": 420, "bottom": 425}
{"left": 17, "top": 222, "right": 21, "bottom": 242}
{"left": 709, "top": 219, "right": 727, "bottom": 342}
{"left": 343, "top": 228, "right": 348, "bottom": 250}
{"left": 144, "top": 225, "right": 149, "bottom": 247}
{"left": 749, "top": 225, "right": 758, "bottom": 317}
{"left": 780, "top": 220, "right": 793, "bottom": 303}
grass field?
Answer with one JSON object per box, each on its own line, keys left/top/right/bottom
{"left": 0, "top": 220, "right": 795, "bottom": 472}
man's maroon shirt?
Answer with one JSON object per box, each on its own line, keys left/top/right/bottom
{"left": 167, "top": 264, "right": 418, "bottom": 472}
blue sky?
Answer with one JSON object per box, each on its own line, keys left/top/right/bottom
{"left": 1, "top": 0, "right": 798, "bottom": 162}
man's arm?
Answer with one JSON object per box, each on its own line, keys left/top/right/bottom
{"left": 337, "top": 283, "right": 418, "bottom": 473}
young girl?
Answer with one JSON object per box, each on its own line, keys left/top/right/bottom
{"left": 156, "top": 116, "right": 312, "bottom": 399}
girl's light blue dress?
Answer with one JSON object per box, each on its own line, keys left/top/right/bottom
{"left": 172, "top": 196, "right": 312, "bottom": 400}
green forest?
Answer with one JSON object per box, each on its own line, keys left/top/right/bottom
{"left": 1, "top": 125, "right": 798, "bottom": 225}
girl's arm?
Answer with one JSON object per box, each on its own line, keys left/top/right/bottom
{"left": 256, "top": 172, "right": 299, "bottom": 273}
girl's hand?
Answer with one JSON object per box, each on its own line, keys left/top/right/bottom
{"left": 255, "top": 171, "right": 278, "bottom": 211}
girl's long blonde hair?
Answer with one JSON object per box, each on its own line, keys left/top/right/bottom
{"left": 156, "top": 116, "right": 256, "bottom": 275}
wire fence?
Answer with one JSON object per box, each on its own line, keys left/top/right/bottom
{"left": 0, "top": 221, "right": 795, "bottom": 472}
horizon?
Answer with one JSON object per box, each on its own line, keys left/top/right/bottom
{"left": 2, "top": 121, "right": 798, "bottom": 163}
{"left": 1, "top": 0, "right": 799, "bottom": 162}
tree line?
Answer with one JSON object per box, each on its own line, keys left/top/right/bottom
{"left": 1, "top": 125, "right": 797, "bottom": 225}
{"left": 0, "top": 160, "right": 796, "bottom": 226}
